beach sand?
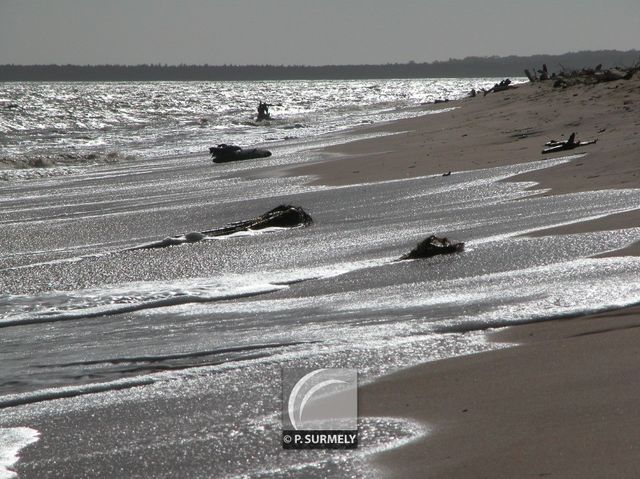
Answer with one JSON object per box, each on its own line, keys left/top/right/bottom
{"left": 360, "top": 305, "right": 640, "bottom": 478}
{"left": 288, "top": 75, "right": 640, "bottom": 196}
{"left": 276, "top": 75, "right": 640, "bottom": 476}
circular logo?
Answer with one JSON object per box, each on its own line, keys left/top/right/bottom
{"left": 288, "top": 369, "right": 348, "bottom": 430}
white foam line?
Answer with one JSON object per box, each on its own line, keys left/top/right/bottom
{"left": 469, "top": 209, "right": 640, "bottom": 245}
{"left": 296, "top": 155, "right": 579, "bottom": 192}
{"left": 356, "top": 417, "right": 430, "bottom": 458}
{"left": 228, "top": 417, "right": 428, "bottom": 479}
{"left": 0, "top": 250, "right": 113, "bottom": 272}
{"left": 0, "top": 428, "right": 39, "bottom": 479}
{"left": 0, "top": 257, "right": 393, "bottom": 327}
{"left": 0, "top": 377, "right": 155, "bottom": 410}
{"left": 0, "top": 226, "right": 300, "bottom": 272}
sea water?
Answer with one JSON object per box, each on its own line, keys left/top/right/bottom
{"left": 1, "top": 79, "right": 639, "bottom": 477}
{"left": 0, "top": 78, "right": 497, "bottom": 175}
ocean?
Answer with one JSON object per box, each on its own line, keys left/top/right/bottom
{"left": 1, "top": 78, "right": 640, "bottom": 478}
{"left": 0, "top": 78, "right": 495, "bottom": 178}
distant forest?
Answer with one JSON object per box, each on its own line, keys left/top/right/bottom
{"left": 1, "top": 50, "right": 638, "bottom": 81}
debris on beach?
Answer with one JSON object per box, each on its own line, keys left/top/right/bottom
{"left": 434, "top": 98, "right": 450, "bottom": 104}
{"left": 525, "top": 64, "right": 551, "bottom": 82}
{"left": 398, "top": 235, "right": 464, "bottom": 261}
{"left": 203, "top": 204, "right": 313, "bottom": 233}
{"left": 209, "top": 144, "right": 272, "bottom": 163}
{"left": 525, "top": 63, "right": 640, "bottom": 88}
{"left": 482, "top": 79, "right": 517, "bottom": 96}
{"left": 130, "top": 205, "right": 313, "bottom": 250}
{"left": 442, "top": 171, "right": 452, "bottom": 177}
{"left": 542, "top": 132, "right": 598, "bottom": 154}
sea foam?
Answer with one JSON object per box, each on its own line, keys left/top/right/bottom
{"left": 0, "top": 428, "right": 39, "bottom": 479}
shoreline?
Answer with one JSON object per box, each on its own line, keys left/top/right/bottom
{"left": 269, "top": 76, "right": 640, "bottom": 475}
{"left": 360, "top": 303, "right": 640, "bottom": 478}
{"left": 3, "top": 75, "right": 639, "bottom": 478}
{"left": 285, "top": 75, "right": 639, "bottom": 192}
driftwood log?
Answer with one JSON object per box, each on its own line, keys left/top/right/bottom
{"left": 131, "top": 205, "right": 313, "bottom": 250}
{"left": 201, "top": 204, "right": 312, "bottom": 235}
{"left": 398, "top": 235, "right": 464, "bottom": 261}
{"left": 483, "top": 79, "right": 516, "bottom": 96}
{"left": 542, "top": 132, "right": 598, "bottom": 154}
{"left": 524, "top": 69, "right": 535, "bottom": 82}
{"left": 209, "top": 144, "right": 272, "bottom": 163}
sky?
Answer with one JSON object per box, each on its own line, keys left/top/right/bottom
{"left": 1, "top": 0, "right": 638, "bottom": 65}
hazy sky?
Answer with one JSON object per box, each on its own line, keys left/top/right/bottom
{"left": 1, "top": 0, "right": 638, "bottom": 65}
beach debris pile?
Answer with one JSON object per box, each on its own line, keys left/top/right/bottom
{"left": 542, "top": 132, "right": 598, "bottom": 155}
{"left": 525, "top": 63, "right": 640, "bottom": 88}
{"left": 482, "top": 79, "right": 517, "bottom": 96}
{"left": 131, "top": 205, "right": 313, "bottom": 250}
{"left": 398, "top": 235, "right": 464, "bottom": 261}
{"left": 209, "top": 143, "right": 272, "bottom": 163}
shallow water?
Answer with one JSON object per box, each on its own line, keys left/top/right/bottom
{"left": 0, "top": 78, "right": 499, "bottom": 175}
{"left": 1, "top": 150, "right": 639, "bottom": 476}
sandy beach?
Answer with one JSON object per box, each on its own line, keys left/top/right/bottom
{"left": 289, "top": 74, "right": 639, "bottom": 194}
{"left": 360, "top": 305, "right": 640, "bottom": 478}
{"left": 281, "top": 75, "right": 640, "bottom": 476}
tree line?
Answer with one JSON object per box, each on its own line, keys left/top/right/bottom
{"left": 1, "top": 50, "right": 638, "bottom": 81}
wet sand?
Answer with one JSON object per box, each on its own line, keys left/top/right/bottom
{"left": 277, "top": 76, "right": 640, "bottom": 476}
{"left": 360, "top": 305, "right": 640, "bottom": 478}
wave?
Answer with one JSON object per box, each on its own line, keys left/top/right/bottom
{"left": 0, "top": 281, "right": 286, "bottom": 329}
{"left": 0, "top": 427, "right": 39, "bottom": 479}
{"left": 0, "top": 341, "right": 317, "bottom": 408}
{"left": 0, "top": 78, "right": 504, "bottom": 178}
{"left": 0, "top": 151, "right": 136, "bottom": 170}
{"left": 0, "top": 377, "right": 156, "bottom": 410}
{"left": 0, "top": 165, "right": 81, "bottom": 182}
{"left": 0, "top": 341, "right": 315, "bottom": 407}
{"left": 43, "top": 341, "right": 315, "bottom": 369}
{"left": 0, "top": 258, "right": 391, "bottom": 328}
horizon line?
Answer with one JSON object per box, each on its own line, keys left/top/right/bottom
{"left": 2, "top": 49, "right": 638, "bottom": 68}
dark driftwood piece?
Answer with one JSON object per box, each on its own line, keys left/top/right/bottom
{"left": 524, "top": 69, "right": 536, "bottom": 82}
{"left": 398, "top": 235, "right": 464, "bottom": 261}
{"left": 201, "top": 205, "right": 313, "bottom": 236}
{"left": 131, "top": 205, "right": 313, "bottom": 250}
{"left": 483, "top": 78, "right": 517, "bottom": 96}
{"left": 542, "top": 132, "right": 598, "bottom": 154}
{"left": 209, "top": 144, "right": 272, "bottom": 163}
